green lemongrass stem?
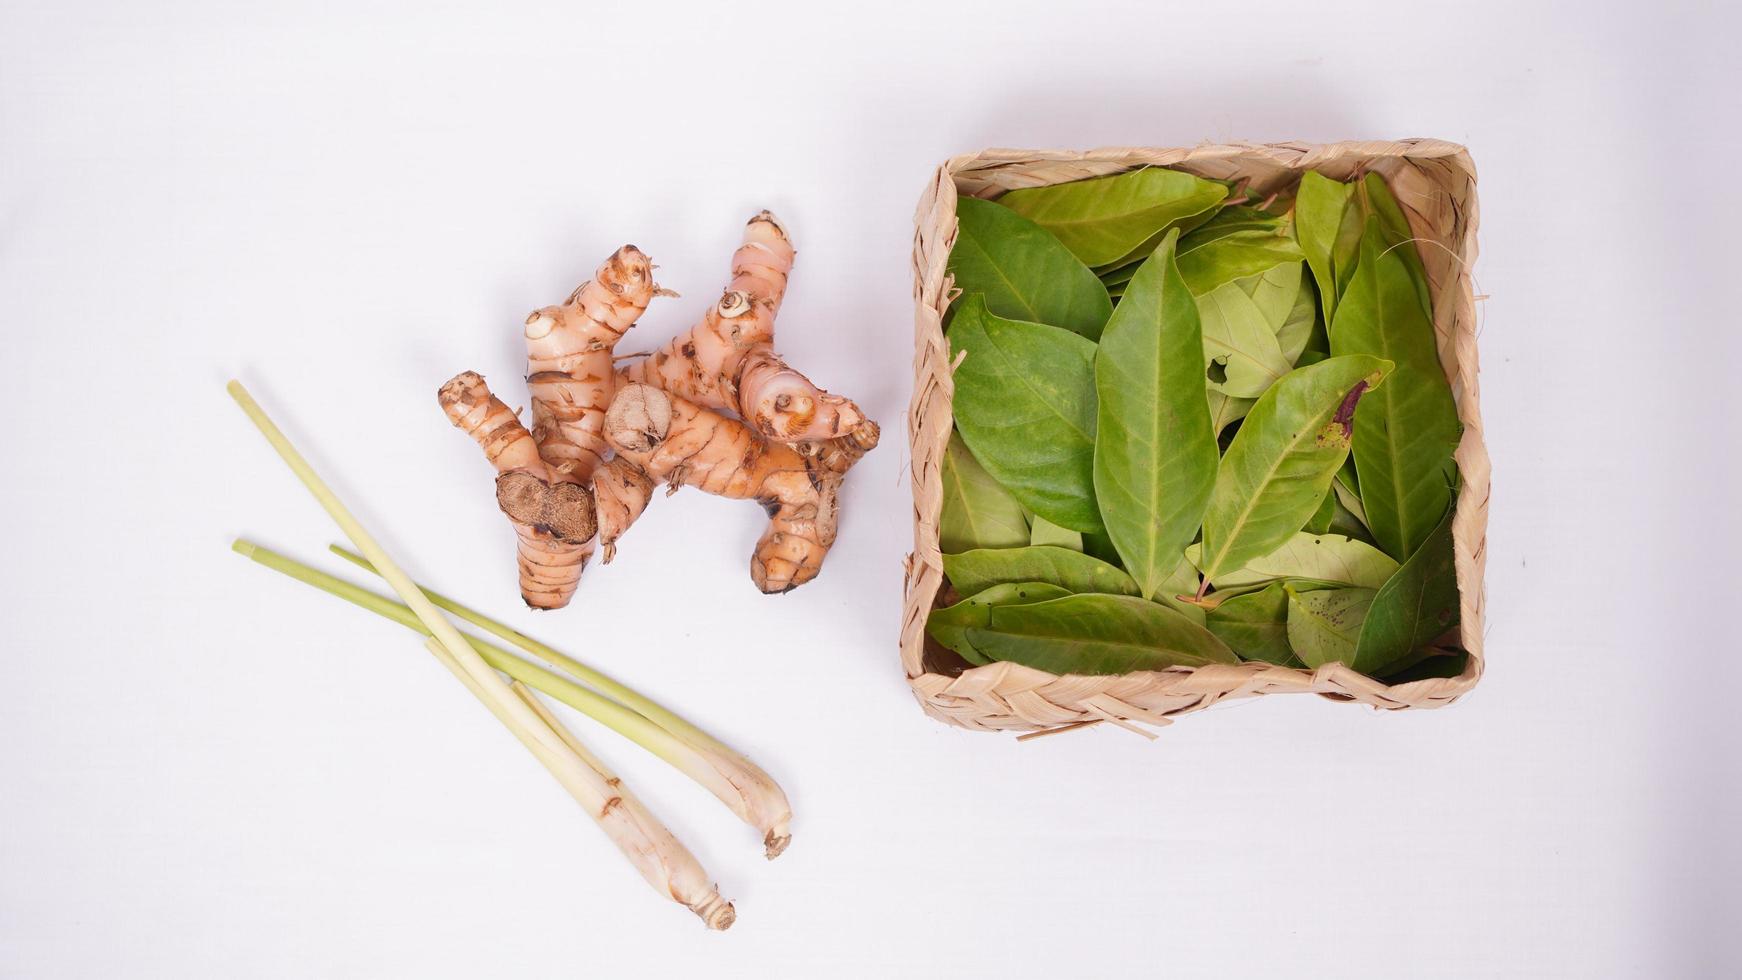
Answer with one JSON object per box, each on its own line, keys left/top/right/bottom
{"left": 425, "top": 640, "right": 733, "bottom": 931}
{"left": 329, "top": 544, "right": 793, "bottom": 858}
{"left": 226, "top": 381, "right": 731, "bottom": 926}
{"left": 233, "top": 539, "right": 776, "bottom": 855}
{"left": 510, "top": 681, "right": 624, "bottom": 781}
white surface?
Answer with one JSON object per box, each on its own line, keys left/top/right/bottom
{"left": 2, "top": 0, "right": 1737, "bottom": 976}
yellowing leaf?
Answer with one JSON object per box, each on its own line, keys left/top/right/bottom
{"left": 1199, "top": 282, "right": 1292, "bottom": 399}
{"left": 1286, "top": 586, "right": 1376, "bottom": 669}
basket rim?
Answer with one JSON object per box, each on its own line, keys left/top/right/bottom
{"left": 902, "top": 138, "right": 1489, "bottom": 733}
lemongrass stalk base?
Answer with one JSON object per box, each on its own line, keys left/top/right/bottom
{"left": 328, "top": 544, "right": 794, "bottom": 857}
{"left": 228, "top": 380, "right": 733, "bottom": 926}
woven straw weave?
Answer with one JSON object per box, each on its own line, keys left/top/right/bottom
{"left": 903, "top": 140, "right": 1488, "bottom": 734}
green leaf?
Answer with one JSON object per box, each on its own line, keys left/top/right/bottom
{"left": 1330, "top": 217, "right": 1461, "bottom": 559}
{"left": 1238, "top": 260, "right": 1306, "bottom": 327}
{"left": 943, "top": 546, "right": 1139, "bottom": 597}
{"left": 1286, "top": 586, "right": 1376, "bottom": 669}
{"left": 1332, "top": 457, "right": 1367, "bottom": 527}
{"left": 1197, "top": 355, "right": 1393, "bottom": 582}
{"left": 1353, "top": 507, "right": 1461, "bottom": 674}
{"left": 1303, "top": 489, "right": 1337, "bottom": 535}
{"left": 965, "top": 594, "right": 1238, "bottom": 675}
{"left": 926, "top": 582, "right": 1072, "bottom": 665}
{"left": 1098, "top": 259, "right": 1141, "bottom": 292}
{"left": 1081, "top": 529, "right": 1123, "bottom": 567}
{"left": 1029, "top": 514, "right": 1083, "bottom": 551}
{"left": 1175, "top": 206, "right": 1304, "bottom": 295}
{"left": 1271, "top": 267, "right": 1319, "bottom": 364}
{"left": 1207, "top": 581, "right": 1318, "bottom": 666}
{"left": 1187, "top": 532, "right": 1399, "bottom": 589}
{"left": 1199, "top": 281, "right": 1293, "bottom": 399}
{"left": 997, "top": 167, "right": 1228, "bottom": 269}
{"left": 1325, "top": 494, "right": 1375, "bottom": 545}
{"left": 939, "top": 432, "right": 1029, "bottom": 554}
{"left": 1153, "top": 552, "right": 1207, "bottom": 626}
{"left": 1092, "top": 231, "right": 1219, "bottom": 601}
{"left": 948, "top": 296, "right": 1104, "bottom": 534}
{"left": 948, "top": 197, "right": 1113, "bottom": 340}
{"left": 1380, "top": 649, "right": 1468, "bottom": 683}
{"left": 1353, "top": 173, "right": 1432, "bottom": 317}
{"left": 1208, "top": 391, "right": 1255, "bottom": 436}
{"left": 1295, "top": 172, "right": 1363, "bottom": 323}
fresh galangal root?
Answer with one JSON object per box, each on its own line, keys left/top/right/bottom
{"left": 439, "top": 212, "right": 877, "bottom": 606}
{"left": 438, "top": 371, "right": 595, "bottom": 609}
{"left": 605, "top": 383, "right": 878, "bottom": 593}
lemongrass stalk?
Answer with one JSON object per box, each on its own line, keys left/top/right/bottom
{"left": 330, "top": 544, "right": 794, "bottom": 857}
{"left": 504, "top": 683, "right": 736, "bottom": 928}
{"left": 425, "top": 640, "right": 733, "bottom": 930}
{"left": 226, "top": 380, "right": 732, "bottom": 926}
{"left": 233, "top": 539, "right": 770, "bottom": 849}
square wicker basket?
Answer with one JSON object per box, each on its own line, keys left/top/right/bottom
{"left": 902, "top": 140, "right": 1488, "bottom": 734}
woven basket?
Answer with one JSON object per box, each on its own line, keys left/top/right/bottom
{"left": 902, "top": 140, "right": 1488, "bottom": 735}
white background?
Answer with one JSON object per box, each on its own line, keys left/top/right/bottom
{"left": 3, "top": 0, "right": 1737, "bottom": 976}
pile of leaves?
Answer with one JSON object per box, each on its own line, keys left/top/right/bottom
{"left": 928, "top": 167, "right": 1464, "bottom": 682}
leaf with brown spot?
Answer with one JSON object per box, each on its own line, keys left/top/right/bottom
{"left": 1197, "top": 355, "right": 1392, "bottom": 583}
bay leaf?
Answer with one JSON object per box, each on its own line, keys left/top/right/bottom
{"left": 948, "top": 296, "right": 1104, "bottom": 534}
{"left": 1029, "top": 514, "right": 1083, "bottom": 551}
{"left": 1271, "top": 266, "right": 1319, "bottom": 364}
{"left": 1330, "top": 217, "right": 1460, "bottom": 559}
{"left": 965, "top": 593, "right": 1238, "bottom": 675}
{"left": 948, "top": 197, "right": 1113, "bottom": 340}
{"left": 1098, "top": 259, "right": 1141, "bottom": 293}
{"left": 1154, "top": 552, "right": 1207, "bottom": 625}
{"left": 1353, "top": 173, "right": 1432, "bottom": 317}
{"left": 1295, "top": 171, "right": 1363, "bottom": 323}
{"left": 939, "top": 432, "right": 1029, "bottom": 554}
{"left": 1303, "top": 489, "right": 1337, "bottom": 535}
{"left": 1332, "top": 456, "right": 1366, "bottom": 526}
{"left": 1093, "top": 230, "right": 1219, "bottom": 601}
{"left": 1380, "top": 649, "right": 1469, "bottom": 683}
{"left": 1353, "top": 507, "right": 1460, "bottom": 674}
{"left": 1208, "top": 390, "right": 1255, "bottom": 436}
{"left": 1187, "top": 532, "right": 1399, "bottom": 589}
{"left": 1175, "top": 206, "right": 1304, "bottom": 295}
{"left": 1238, "top": 260, "right": 1306, "bottom": 327}
{"left": 1199, "top": 281, "right": 1293, "bottom": 399}
{"left": 997, "top": 167, "right": 1228, "bottom": 269}
{"left": 1206, "top": 580, "right": 1332, "bottom": 666}
{"left": 1197, "top": 355, "right": 1393, "bottom": 582}
{"left": 943, "top": 546, "right": 1139, "bottom": 597}
{"left": 1286, "top": 586, "right": 1376, "bottom": 669}
{"left": 1326, "top": 494, "right": 1375, "bottom": 545}
{"left": 926, "top": 581, "right": 1073, "bottom": 665}
{"left": 1081, "top": 529, "right": 1123, "bottom": 567}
